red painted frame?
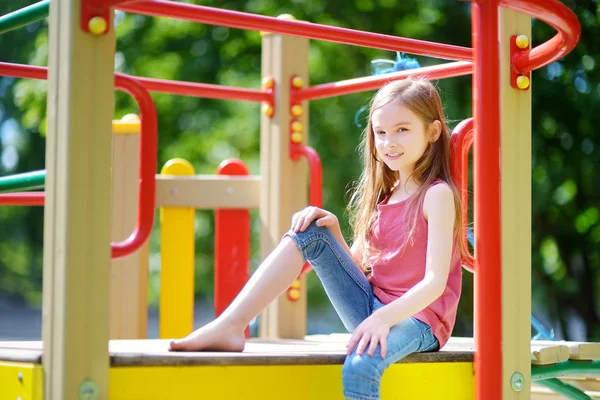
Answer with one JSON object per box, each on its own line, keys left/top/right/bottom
{"left": 450, "top": 118, "right": 475, "bottom": 273}
{"left": 215, "top": 159, "right": 251, "bottom": 338}
{"left": 0, "top": 63, "right": 157, "bottom": 260}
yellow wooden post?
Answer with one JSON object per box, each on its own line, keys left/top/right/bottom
{"left": 259, "top": 14, "right": 309, "bottom": 339}
{"left": 159, "top": 158, "right": 196, "bottom": 339}
{"left": 42, "top": 1, "right": 115, "bottom": 399}
{"left": 499, "top": 8, "right": 532, "bottom": 399}
{"left": 110, "top": 115, "right": 149, "bottom": 339}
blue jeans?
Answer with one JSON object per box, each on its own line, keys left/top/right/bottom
{"left": 283, "top": 221, "right": 439, "bottom": 400}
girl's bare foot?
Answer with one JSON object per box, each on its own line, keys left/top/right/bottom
{"left": 168, "top": 320, "right": 246, "bottom": 352}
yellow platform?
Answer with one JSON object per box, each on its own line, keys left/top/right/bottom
{"left": 0, "top": 335, "right": 475, "bottom": 400}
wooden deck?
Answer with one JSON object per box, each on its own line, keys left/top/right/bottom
{"left": 3, "top": 336, "right": 600, "bottom": 399}
{"left": 0, "top": 334, "right": 474, "bottom": 366}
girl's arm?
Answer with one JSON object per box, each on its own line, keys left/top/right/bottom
{"left": 371, "top": 183, "right": 455, "bottom": 327}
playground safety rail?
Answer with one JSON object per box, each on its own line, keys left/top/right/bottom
{"left": 0, "top": 63, "right": 157, "bottom": 260}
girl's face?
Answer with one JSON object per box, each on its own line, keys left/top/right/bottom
{"left": 371, "top": 101, "right": 430, "bottom": 174}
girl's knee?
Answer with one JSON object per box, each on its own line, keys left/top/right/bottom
{"left": 342, "top": 352, "right": 384, "bottom": 381}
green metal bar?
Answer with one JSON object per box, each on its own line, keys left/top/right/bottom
{"left": 0, "top": 0, "right": 50, "bottom": 35}
{"left": 532, "top": 360, "right": 600, "bottom": 381}
{"left": 0, "top": 170, "right": 45, "bottom": 193}
{"left": 536, "top": 378, "right": 592, "bottom": 400}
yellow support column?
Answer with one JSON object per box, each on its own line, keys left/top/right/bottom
{"left": 110, "top": 115, "right": 149, "bottom": 339}
{"left": 259, "top": 15, "right": 309, "bottom": 339}
{"left": 159, "top": 159, "right": 196, "bottom": 339}
{"left": 499, "top": 8, "right": 532, "bottom": 399}
{"left": 42, "top": 1, "right": 115, "bottom": 400}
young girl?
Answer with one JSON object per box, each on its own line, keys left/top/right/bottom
{"left": 170, "top": 78, "right": 466, "bottom": 400}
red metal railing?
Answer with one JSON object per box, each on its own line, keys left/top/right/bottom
{"left": 292, "top": 61, "right": 473, "bottom": 103}
{"left": 135, "top": 76, "right": 272, "bottom": 103}
{"left": 0, "top": 192, "right": 44, "bottom": 206}
{"left": 0, "top": 63, "right": 157, "bottom": 259}
{"left": 290, "top": 144, "right": 323, "bottom": 277}
{"left": 450, "top": 118, "right": 475, "bottom": 273}
{"left": 111, "top": 74, "right": 157, "bottom": 259}
{"left": 117, "top": 1, "right": 472, "bottom": 62}
{"left": 501, "top": 0, "right": 581, "bottom": 73}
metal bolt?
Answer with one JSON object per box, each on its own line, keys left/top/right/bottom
{"left": 227, "top": 187, "right": 233, "bottom": 195}
{"left": 510, "top": 371, "right": 525, "bottom": 392}
{"left": 17, "top": 372, "right": 23, "bottom": 383}
{"left": 171, "top": 188, "right": 178, "bottom": 195}
{"left": 78, "top": 380, "right": 100, "bottom": 400}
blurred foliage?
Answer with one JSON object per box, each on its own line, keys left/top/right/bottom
{"left": 0, "top": 0, "right": 597, "bottom": 339}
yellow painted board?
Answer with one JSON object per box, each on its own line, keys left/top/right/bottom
{"left": 159, "top": 159, "right": 196, "bottom": 339}
{"left": 109, "top": 363, "right": 474, "bottom": 400}
{"left": 112, "top": 121, "right": 141, "bottom": 135}
{"left": 0, "top": 362, "right": 43, "bottom": 400}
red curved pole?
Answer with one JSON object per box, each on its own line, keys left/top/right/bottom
{"left": 112, "top": 74, "right": 157, "bottom": 259}
{"left": 450, "top": 118, "right": 475, "bottom": 273}
{"left": 0, "top": 63, "right": 156, "bottom": 259}
{"left": 118, "top": 1, "right": 472, "bottom": 62}
{"left": 500, "top": 0, "right": 581, "bottom": 73}
{"left": 290, "top": 144, "right": 322, "bottom": 276}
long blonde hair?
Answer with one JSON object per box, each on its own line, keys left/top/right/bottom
{"left": 347, "top": 79, "right": 467, "bottom": 270}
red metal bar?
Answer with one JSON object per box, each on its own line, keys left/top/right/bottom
{"left": 450, "top": 118, "right": 475, "bottom": 273}
{"left": 472, "top": 1, "right": 502, "bottom": 399}
{"left": 500, "top": 0, "right": 581, "bottom": 73}
{"left": 0, "top": 63, "right": 156, "bottom": 259}
{"left": 215, "top": 159, "right": 250, "bottom": 338}
{"left": 135, "top": 76, "right": 271, "bottom": 103}
{"left": 0, "top": 63, "right": 271, "bottom": 104}
{"left": 0, "top": 62, "right": 46, "bottom": 79}
{"left": 112, "top": 74, "right": 157, "bottom": 259}
{"left": 292, "top": 61, "right": 472, "bottom": 103}
{"left": 0, "top": 192, "right": 44, "bottom": 206}
{"left": 117, "top": 1, "right": 473, "bottom": 62}
{"left": 290, "top": 144, "right": 322, "bottom": 277}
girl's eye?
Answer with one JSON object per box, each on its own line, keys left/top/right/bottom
{"left": 376, "top": 131, "right": 385, "bottom": 135}
{"left": 398, "top": 127, "right": 408, "bottom": 133}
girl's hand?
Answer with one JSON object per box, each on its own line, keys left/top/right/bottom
{"left": 346, "top": 313, "right": 390, "bottom": 358}
{"left": 291, "top": 206, "right": 339, "bottom": 233}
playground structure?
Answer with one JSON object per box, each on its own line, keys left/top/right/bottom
{"left": 0, "top": 0, "right": 598, "bottom": 399}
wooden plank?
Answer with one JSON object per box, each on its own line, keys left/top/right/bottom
{"left": 42, "top": 0, "right": 114, "bottom": 399}
{"left": 530, "top": 344, "right": 569, "bottom": 365}
{"left": 533, "top": 340, "right": 600, "bottom": 361}
{"left": 0, "top": 338, "right": 474, "bottom": 367}
{"left": 155, "top": 175, "right": 260, "bottom": 209}
{"left": 111, "top": 132, "right": 148, "bottom": 339}
{"left": 499, "top": 8, "right": 532, "bottom": 399}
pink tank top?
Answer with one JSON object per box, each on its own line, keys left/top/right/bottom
{"left": 367, "top": 181, "right": 462, "bottom": 348}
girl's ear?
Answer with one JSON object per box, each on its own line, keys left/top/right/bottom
{"left": 429, "top": 120, "right": 442, "bottom": 142}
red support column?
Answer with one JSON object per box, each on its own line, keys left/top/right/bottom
{"left": 215, "top": 159, "right": 251, "bottom": 337}
{"left": 472, "top": 1, "right": 502, "bottom": 399}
